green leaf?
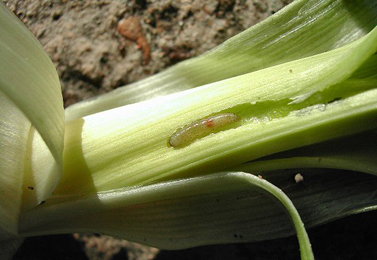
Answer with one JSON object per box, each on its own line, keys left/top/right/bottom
{"left": 65, "top": 0, "right": 377, "bottom": 120}
{"left": 19, "top": 172, "right": 314, "bottom": 259}
{"left": 0, "top": 3, "right": 64, "bottom": 234}
{"left": 234, "top": 130, "right": 377, "bottom": 176}
{"left": 0, "top": 3, "right": 64, "bottom": 165}
{"left": 20, "top": 168, "right": 377, "bottom": 257}
{"left": 56, "top": 28, "right": 377, "bottom": 195}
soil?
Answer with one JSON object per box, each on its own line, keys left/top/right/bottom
{"left": 4, "top": 0, "right": 377, "bottom": 259}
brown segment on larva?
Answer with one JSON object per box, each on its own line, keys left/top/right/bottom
{"left": 169, "top": 113, "right": 240, "bottom": 148}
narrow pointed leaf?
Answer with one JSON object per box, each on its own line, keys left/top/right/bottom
{"left": 19, "top": 172, "right": 314, "bottom": 259}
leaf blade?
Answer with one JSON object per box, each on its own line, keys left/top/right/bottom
{"left": 57, "top": 28, "right": 377, "bottom": 194}
{"left": 0, "top": 3, "right": 64, "bottom": 166}
{"left": 19, "top": 172, "right": 314, "bottom": 259}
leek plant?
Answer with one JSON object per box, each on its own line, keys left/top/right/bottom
{"left": 1, "top": 0, "right": 377, "bottom": 259}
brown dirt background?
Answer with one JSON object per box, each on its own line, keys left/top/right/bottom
{"left": 4, "top": 0, "right": 377, "bottom": 259}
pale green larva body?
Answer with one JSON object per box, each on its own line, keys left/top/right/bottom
{"left": 169, "top": 113, "right": 240, "bottom": 148}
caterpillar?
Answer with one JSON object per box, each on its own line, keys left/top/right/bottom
{"left": 169, "top": 113, "right": 240, "bottom": 148}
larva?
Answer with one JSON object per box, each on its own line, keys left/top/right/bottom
{"left": 169, "top": 113, "right": 240, "bottom": 148}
